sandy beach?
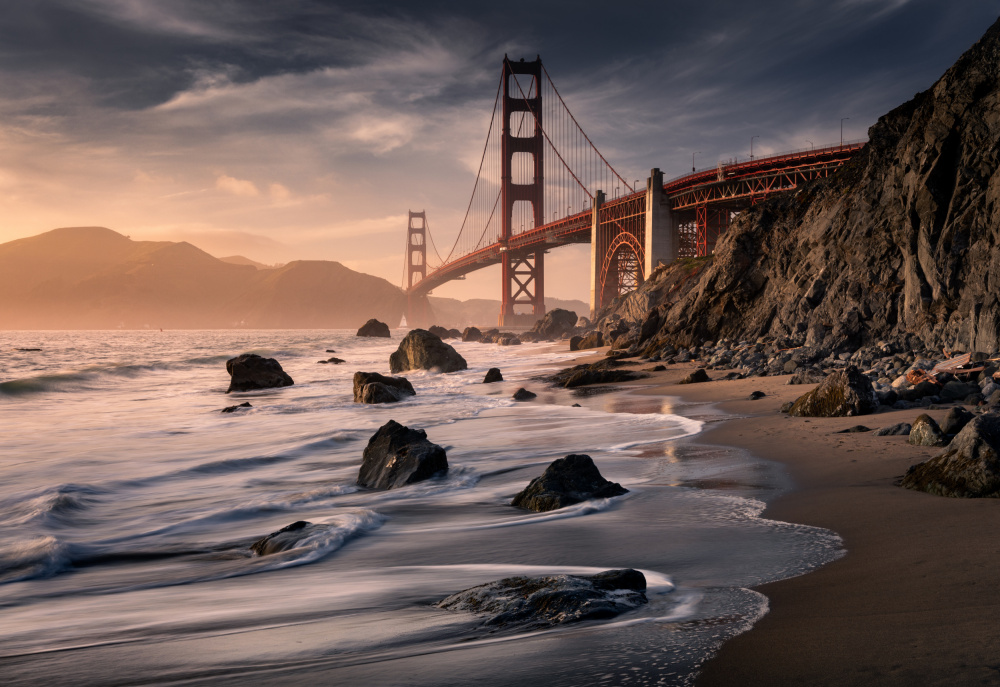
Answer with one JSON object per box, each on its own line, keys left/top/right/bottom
{"left": 590, "top": 356, "right": 1000, "bottom": 686}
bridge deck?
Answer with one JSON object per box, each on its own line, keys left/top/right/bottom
{"left": 408, "top": 142, "right": 865, "bottom": 297}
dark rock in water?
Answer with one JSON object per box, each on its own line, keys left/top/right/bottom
{"left": 569, "top": 335, "right": 583, "bottom": 351}
{"left": 436, "top": 569, "right": 647, "bottom": 631}
{"left": 428, "top": 325, "right": 452, "bottom": 339}
{"left": 512, "top": 388, "right": 536, "bottom": 401}
{"left": 318, "top": 357, "right": 345, "bottom": 364}
{"left": 901, "top": 414, "right": 1000, "bottom": 497}
{"left": 484, "top": 368, "right": 503, "bottom": 383}
{"left": 357, "top": 318, "right": 391, "bottom": 338}
{"left": 874, "top": 422, "right": 912, "bottom": 436}
{"left": 353, "top": 371, "right": 415, "bottom": 404}
{"left": 835, "top": 424, "right": 871, "bottom": 433}
{"left": 789, "top": 366, "right": 878, "bottom": 417}
{"left": 326, "top": 349, "right": 337, "bottom": 353}
{"left": 462, "top": 326, "right": 483, "bottom": 342}
{"left": 358, "top": 420, "right": 448, "bottom": 490}
{"left": 15, "top": 348, "right": 42, "bottom": 352}
{"left": 645, "top": 364, "right": 667, "bottom": 372}
{"left": 221, "top": 402, "right": 252, "bottom": 413}
{"left": 679, "top": 368, "right": 710, "bottom": 385}
{"left": 251, "top": 520, "right": 320, "bottom": 556}
{"left": 448, "top": 328, "right": 461, "bottom": 339}
{"left": 494, "top": 332, "right": 522, "bottom": 346}
{"left": 941, "top": 406, "right": 975, "bottom": 436}
{"left": 527, "top": 308, "right": 579, "bottom": 340}
{"left": 389, "top": 329, "right": 468, "bottom": 374}
{"left": 571, "top": 403, "right": 582, "bottom": 407}
{"left": 908, "top": 414, "right": 947, "bottom": 446}
{"left": 748, "top": 390, "right": 766, "bottom": 400}
{"left": 225, "top": 353, "right": 294, "bottom": 393}
{"left": 512, "top": 454, "right": 627, "bottom": 512}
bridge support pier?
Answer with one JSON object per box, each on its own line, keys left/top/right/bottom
{"left": 500, "top": 250, "right": 545, "bottom": 327}
{"left": 589, "top": 190, "right": 605, "bottom": 320}
{"left": 644, "top": 168, "right": 676, "bottom": 276}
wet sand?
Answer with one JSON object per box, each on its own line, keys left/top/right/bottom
{"left": 593, "top": 356, "right": 1000, "bottom": 685}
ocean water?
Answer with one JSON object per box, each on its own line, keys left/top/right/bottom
{"left": 0, "top": 330, "right": 842, "bottom": 686}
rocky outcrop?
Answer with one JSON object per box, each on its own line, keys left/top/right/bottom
{"left": 874, "top": 422, "right": 912, "bottom": 436}
{"left": 788, "top": 366, "right": 878, "bottom": 417}
{"left": 221, "top": 401, "right": 252, "bottom": 413}
{"left": 484, "top": 368, "right": 503, "bottom": 383}
{"left": 357, "top": 319, "right": 391, "bottom": 338}
{"left": 389, "top": 329, "right": 468, "bottom": 374}
{"left": 357, "top": 420, "right": 448, "bottom": 490}
{"left": 901, "top": 414, "right": 1000, "bottom": 497}
{"left": 908, "top": 414, "right": 947, "bottom": 446}
{"left": 679, "top": 368, "right": 709, "bottom": 384}
{"left": 595, "top": 19, "right": 1000, "bottom": 355}
{"left": 942, "top": 406, "right": 974, "bottom": 435}
{"left": 569, "top": 335, "right": 583, "bottom": 351}
{"left": 576, "top": 331, "right": 604, "bottom": 350}
{"left": 545, "top": 359, "right": 647, "bottom": 389}
{"left": 512, "top": 388, "right": 536, "bottom": 401}
{"left": 250, "top": 521, "right": 321, "bottom": 556}
{"left": 436, "top": 569, "right": 647, "bottom": 631}
{"left": 352, "top": 371, "right": 415, "bottom": 404}
{"left": 428, "top": 325, "right": 454, "bottom": 339}
{"left": 512, "top": 454, "right": 627, "bottom": 512}
{"left": 462, "top": 326, "right": 482, "bottom": 342}
{"left": 317, "top": 357, "right": 345, "bottom": 364}
{"left": 225, "top": 353, "right": 294, "bottom": 393}
{"left": 526, "top": 309, "right": 578, "bottom": 340}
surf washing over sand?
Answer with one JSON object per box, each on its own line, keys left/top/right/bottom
{"left": 1, "top": 330, "right": 841, "bottom": 685}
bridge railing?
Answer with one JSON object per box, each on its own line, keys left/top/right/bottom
{"left": 664, "top": 139, "right": 867, "bottom": 188}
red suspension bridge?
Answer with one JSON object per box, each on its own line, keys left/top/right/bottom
{"left": 403, "top": 56, "right": 864, "bottom": 327}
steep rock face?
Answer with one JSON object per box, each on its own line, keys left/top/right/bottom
{"left": 603, "top": 19, "right": 1000, "bottom": 353}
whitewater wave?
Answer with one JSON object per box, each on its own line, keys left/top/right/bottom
{"left": 0, "top": 484, "right": 105, "bottom": 528}
{"left": 0, "top": 509, "right": 384, "bottom": 588}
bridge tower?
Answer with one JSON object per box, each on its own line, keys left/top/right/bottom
{"left": 406, "top": 210, "right": 430, "bottom": 327}
{"left": 499, "top": 56, "right": 545, "bottom": 327}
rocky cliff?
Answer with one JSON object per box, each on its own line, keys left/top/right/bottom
{"left": 606, "top": 17, "right": 1000, "bottom": 355}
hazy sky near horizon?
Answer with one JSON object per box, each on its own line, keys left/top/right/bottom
{"left": 1, "top": 0, "right": 998, "bottom": 301}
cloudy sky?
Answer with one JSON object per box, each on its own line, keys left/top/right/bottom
{"left": 1, "top": 0, "right": 997, "bottom": 301}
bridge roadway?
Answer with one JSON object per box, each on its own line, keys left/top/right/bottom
{"left": 408, "top": 141, "right": 865, "bottom": 317}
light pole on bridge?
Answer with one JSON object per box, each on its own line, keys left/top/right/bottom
{"left": 692, "top": 151, "right": 700, "bottom": 172}
{"left": 750, "top": 136, "right": 759, "bottom": 161}
{"left": 840, "top": 118, "right": 850, "bottom": 147}
{"left": 806, "top": 139, "right": 814, "bottom": 150}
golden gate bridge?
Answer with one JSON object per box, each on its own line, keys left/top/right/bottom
{"left": 403, "top": 56, "right": 864, "bottom": 327}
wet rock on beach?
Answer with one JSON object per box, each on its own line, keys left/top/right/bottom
{"left": 436, "top": 569, "right": 648, "bottom": 632}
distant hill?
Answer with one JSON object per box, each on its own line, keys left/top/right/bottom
{"left": 218, "top": 255, "right": 277, "bottom": 270}
{"left": 0, "top": 227, "right": 407, "bottom": 329}
{"left": 428, "top": 296, "right": 590, "bottom": 328}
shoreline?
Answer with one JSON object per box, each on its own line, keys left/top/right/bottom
{"left": 570, "top": 353, "right": 1000, "bottom": 685}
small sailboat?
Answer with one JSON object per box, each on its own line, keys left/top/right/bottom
{"left": 399, "top": 314, "right": 408, "bottom": 328}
